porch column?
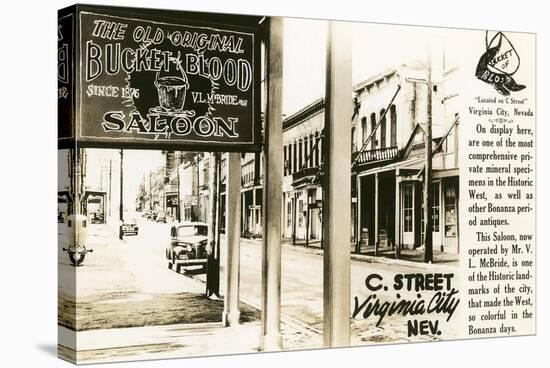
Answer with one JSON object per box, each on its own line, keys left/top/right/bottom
{"left": 355, "top": 175, "right": 361, "bottom": 254}
{"left": 374, "top": 173, "right": 379, "bottom": 256}
{"left": 260, "top": 16, "right": 284, "bottom": 351}
{"left": 395, "top": 170, "right": 401, "bottom": 259}
{"left": 241, "top": 192, "right": 245, "bottom": 234}
{"left": 223, "top": 152, "right": 242, "bottom": 326}
{"left": 440, "top": 179, "right": 445, "bottom": 252}
{"left": 322, "top": 20, "right": 352, "bottom": 348}
{"left": 252, "top": 187, "right": 257, "bottom": 234}
{"left": 305, "top": 192, "right": 310, "bottom": 247}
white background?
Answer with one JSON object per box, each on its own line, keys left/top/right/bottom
{"left": 0, "top": 0, "right": 547, "bottom": 367}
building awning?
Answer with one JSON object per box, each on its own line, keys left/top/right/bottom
{"left": 357, "top": 157, "right": 423, "bottom": 177}
{"left": 357, "top": 152, "right": 456, "bottom": 178}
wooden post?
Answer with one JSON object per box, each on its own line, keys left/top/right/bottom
{"left": 206, "top": 153, "right": 220, "bottom": 298}
{"left": 118, "top": 149, "right": 124, "bottom": 240}
{"left": 241, "top": 191, "right": 246, "bottom": 235}
{"left": 176, "top": 163, "right": 181, "bottom": 222}
{"left": 322, "top": 20, "right": 351, "bottom": 348}
{"left": 260, "top": 16, "right": 284, "bottom": 351}
{"left": 292, "top": 193, "right": 297, "bottom": 245}
{"left": 252, "top": 187, "right": 256, "bottom": 235}
{"left": 374, "top": 172, "right": 379, "bottom": 256}
{"left": 305, "top": 193, "right": 310, "bottom": 247}
{"left": 356, "top": 175, "right": 361, "bottom": 254}
{"left": 424, "top": 61, "right": 433, "bottom": 263}
{"left": 223, "top": 152, "right": 241, "bottom": 326}
{"left": 395, "top": 170, "right": 401, "bottom": 259}
{"left": 108, "top": 160, "right": 112, "bottom": 218}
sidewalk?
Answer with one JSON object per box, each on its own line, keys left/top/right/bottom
{"left": 234, "top": 236, "right": 459, "bottom": 270}
{"left": 59, "top": 322, "right": 261, "bottom": 364}
{"left": 59, "top": 223, "right": 320, "bottom": 363}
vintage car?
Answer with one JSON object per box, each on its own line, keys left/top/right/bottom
{"left": 156, "top": 212, "right": 167, "bottom": 223}
{"left": 120, "top": 218, "right": 139, "bottom": 236}
{"left": 90, "top": 212, "right": 104, "bottom": 224}
{"left": 165, "top": 222, "right": 208, "bottom": 272}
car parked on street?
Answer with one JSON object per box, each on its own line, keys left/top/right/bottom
{"left": 156, "top": 212, "right": 167, "bottom": 223}
{"left": 90, "top": 212, "right": 104, "bottom": 224}
{"left": 165, "top": 222, "right": 208, "bottom": 273}
{"left": 120, "top": 218, "right": 139, "bottom": 236}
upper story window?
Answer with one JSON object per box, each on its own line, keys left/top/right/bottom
{"left": 292, "top": 140, "right": 297, "bottom": 174}
{"left": 309, "top": 134, "right": 315, "bottom": 167}
{"left": 298, "top": 138, "right": 303, "bottom": 171}
{"left": 390, "top": 104, "right": 397, "bottom": 146}
{"left": 380, "top": 108, "right": 386, "bottom": 148}
{"left": 361, "top": 117, "right": 367, "bottom": 145}
{"left": 283, "top": 145, "right": 288, "bottom": 175}
{"left": 370, "top": 112, "right": 377, "bottom": 149}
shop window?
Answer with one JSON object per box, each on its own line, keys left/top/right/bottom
{"left": 432, "top": 183, "right": 440, "bottom": 232}
{"left": 298, "top": 199, "right": 304, "bottom": 227}
{"left": 287, "top": 201, "right": 292, "bottom": 228}
{"left": 445, "top": 185, "right": 457, "bottom": 237}
{"left": 403, "top": 184, "right": 413, "bottom": 232}
{"left": 421, "top": 182, "right": 441, "bottom": 239}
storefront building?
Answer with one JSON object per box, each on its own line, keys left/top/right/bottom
{"left": 353, "top": 59, "right": 460, "bottom": 254}
{"left": 241, "top": 152, "right": 263, "bottom": 238}
{"left": 282, "top": 99, "right": 324, "bottom": 246}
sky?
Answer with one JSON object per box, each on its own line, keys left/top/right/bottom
{"left": 83, "top": 149, "right": 164, "bottom": 215}
{"left": 281, "top": 18, "right": 436, "bottom": 116}
{"left": 76, "top": 20, "right": 454, "bottom": 208}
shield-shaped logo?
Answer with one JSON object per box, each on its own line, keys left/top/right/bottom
{"left": 475, "top": 31, "right": 525, "bottom": 96}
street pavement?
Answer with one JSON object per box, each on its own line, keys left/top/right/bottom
{"left": 59, "top": 214, "right": 461, "bottom": 361}
{"left": 210, "top": 236, "right": 461, "bottom": 348}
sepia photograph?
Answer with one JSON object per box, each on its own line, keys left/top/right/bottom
{"left": 55, "top": 2, "right": 536, "bottom": 365}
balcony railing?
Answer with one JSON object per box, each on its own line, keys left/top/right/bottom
{"left": 352, "top": 146, "right": 399, "bottom": 165}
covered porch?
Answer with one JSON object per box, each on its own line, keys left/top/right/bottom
{"left": 355, "top": 156, "right": 460, "bottom": 256}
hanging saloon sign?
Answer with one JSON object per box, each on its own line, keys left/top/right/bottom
{"left": 58, "top": 5, "right": 262, "bottom": 152}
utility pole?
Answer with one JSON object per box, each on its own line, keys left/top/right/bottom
{"left": 176, "top": 160, "right": 181, "bottom": 222}
{"left": 108, "top": 159, "right": 112, "bottom": 218}
{"left": 149, "top": 171, "right": 152, "bottom": 211}
{"left": 119, "top": 149, "right": 124, "bottom": 240}
{"left": 196, "top": 154, "right": 201, "bottom": 221}
{"left": 206, "top": 152, "right": 220, "bottom": 299}
{"left": 67, "top": 149, "right": 75, "bottom": 215}
{"left": 423, "top": 61, "right": 434, "bottom": 263}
